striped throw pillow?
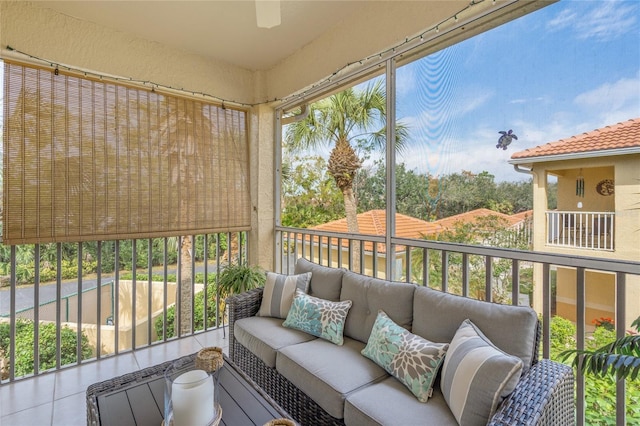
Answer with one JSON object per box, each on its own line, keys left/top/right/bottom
{"left": 258, "top": 272, "right": 312, "bottom": 319}
{"left": 440, "top": 319, "right": 523, "bottom": 426}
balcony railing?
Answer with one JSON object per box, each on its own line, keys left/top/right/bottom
{"left": 2, "top": 226, "right": 639, "bottom": 425}
{"left": 0, "top": 232, "right": 247, "bottom": 381}
{"left": 276, "top": 225, "right": 640, "bottom": 426}
{"left": 547, "top": 211, "right": 615, "bottom": 251}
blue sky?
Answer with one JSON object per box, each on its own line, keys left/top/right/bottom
{"left": 394, "top": 0, "right": 640, "bottom": 182}
{"left": 2, "top": 1, "right": 638, "bottom": 186}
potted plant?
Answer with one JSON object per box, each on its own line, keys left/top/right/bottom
{"left": 217, "top": 263, "right": 266, "bottom": 336}
{"left": 217, "top": 263, "right": 266, "bottom": 296}
{"left": 560, "top": 317, "right": 640, "bottom": 380}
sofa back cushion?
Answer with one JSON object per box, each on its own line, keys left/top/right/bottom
{"left": 412, "top": 286, "right": 538, "bottom": 372}
{"left": 340, "top": 270, "right": 416, "bottom": 343}
{"left": 294, "top": 258, "right": 344, "bottom": 302}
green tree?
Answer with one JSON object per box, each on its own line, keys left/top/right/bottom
{"left": 435, "top": 171, "right": 498, "bottom": 218}
{"left": 410, "top": 214, "right": 532, "bottom": 303}
{"left": 285, "top": 80, "right": 409, "bottom": 268}
{"left": 157, "top": 97, "right": 217, "bottom": 336}
{"left": 356, "top": 160, "right": 431, "bottom": 220}
{"left": 281, "top": 155, "right": 344, "bottom": 227}
{"left": 495, "top": 180, "right": 534, "bottom": 213}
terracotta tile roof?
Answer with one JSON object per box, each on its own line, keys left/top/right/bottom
{"left": 307, "top": 210, "right": 439, "bottom": 252}
{"left": 430, "top": 208, "right": 526, "bottom": 231}
{"left": 510, "top": 210, "right": 533, "bottom": 223}
{"left": 298, "top": 209, "right": 529, "bottom": 253}
{"left": 511, "top": 118, "right": 640, "bottom": 160}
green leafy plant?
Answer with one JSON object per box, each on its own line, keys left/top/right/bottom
{"left": 217, "top": 263, "right": 266, "bottom": 296}
{"left": 0, "top": 319, "right": 93, "bottom": 377}
{"left": 560, "top": 317, "right": 640, "bottom": 380}
{"left": 154, "top": 284, "right": 222, "bottom": 340}
{"left": 549, "top": 316, "right": 640, "bottom": 425}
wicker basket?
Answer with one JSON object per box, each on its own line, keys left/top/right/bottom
{"left": 195, "top": 347, "right": 224, "bottom": 373}
{"left": 264, "top": 419, "right": 295, "bottom": 426}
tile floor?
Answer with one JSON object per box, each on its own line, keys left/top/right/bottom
{"left": 0, "top": 328, "right": 229, "bottom": 426}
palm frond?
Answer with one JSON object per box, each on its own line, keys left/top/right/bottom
{"left": 283, "top": 79, "right": 409, "bottom": 156}
{"left": 560, "top": 334, "right": 640, "bottom": 379}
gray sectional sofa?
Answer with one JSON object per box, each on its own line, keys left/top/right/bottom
{"left": 227, "top": 258, "right": 574, "bottom": 426}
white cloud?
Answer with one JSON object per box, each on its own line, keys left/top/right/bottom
{"left": 509, "top": 96, "right": 548, "bottom": 105}
{"left": 574, "top": 73, "right": 640, "bottom": 123}
{"left": 400, "top": 87, "right": 494, "bottom": 136}
{"left": 575, "top": 74, "right": 640, "bottom": 108}
{"left": 395, "top": 113, "right": 630, "bottom": 183}
{"left": 547, "top": 8, "right": 578, "bottom": 32}
{"left": 548, "top": 0, "right": 638, "bottom": 41}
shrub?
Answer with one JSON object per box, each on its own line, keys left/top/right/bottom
{"left": 592, "top": 316, "right": 615, "bottom": 331}
{"left": 153, "top": 283, "right": 222, "bottom": 339}
{"left": 0, "top": 319, "right": 93, "bottom": 377}
{"left": 550, "top": 315, "right": 577, "bottom": 356}
{"left": 549, "top": 316, "right": 640, "bottom": 425}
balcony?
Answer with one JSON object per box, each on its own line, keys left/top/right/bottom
{"left": 0, "top": 230, "right": 639, "bottom": 425}
{"left": 546, "top": 211, "right": 615, "bottom": 251}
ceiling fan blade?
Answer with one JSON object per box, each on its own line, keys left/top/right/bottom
{"left": 255, "top": 0, "right": 281, "bottom": 29}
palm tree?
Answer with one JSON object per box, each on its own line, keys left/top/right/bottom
{"left": 158, "top": 98, "right": 214, "bottom": 336}
{"left": 285, "top": 80, "right": 409, "bottom": 269}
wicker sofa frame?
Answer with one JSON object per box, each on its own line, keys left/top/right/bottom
{"left": 228, "top": 287, "right": 575, "bottom": 426}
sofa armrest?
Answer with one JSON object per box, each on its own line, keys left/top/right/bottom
{"left": 489, "top": 359, "right": 574, "bottom": 426}
{"left": 226, "top": 287, "right": 264, "bottom": 361}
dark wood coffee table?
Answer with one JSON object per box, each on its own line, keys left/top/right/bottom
{"left": 86, "top": 352, "right": 293, "bottom": 426}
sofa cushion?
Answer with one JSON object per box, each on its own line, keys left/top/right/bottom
{"left": 294, "top": 258, "right": 344, "bottom": 301}
{"left": 411, "top": 286, "right": 538, "bottom": 371}
{"left": 362, "top": 310, "right": 448, "bottom": 402}
{"left": 233, "top": 316, "right": 317, "bottom": 368}
{"left": 344, "top": 376, "right": 457, "bottom": 426}
{"left": 283, "top": 289, "right": 352, "bottom": 345}
{"left": 340, "top": 271, "right": 416, "bottom": 344}
{"left": 440, "top": 319, "right": 523, "bottom": 426}
{"left": 258, "top": 271, "right": 312, "bottom": 319}
{"left": 276, "top": 337, "right": 388, "bottom": 419}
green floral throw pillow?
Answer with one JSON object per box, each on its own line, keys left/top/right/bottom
{"left": 283, "top": 289, "right": 353, "bottom": 345}
{"left": 362, "top": 310, "right": 449, "bottom": 402}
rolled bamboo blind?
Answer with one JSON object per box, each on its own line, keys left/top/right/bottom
{"left": 2, "top": 61, "right": 250, "bottom": 245}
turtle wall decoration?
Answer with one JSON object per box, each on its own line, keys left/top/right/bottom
{"left": 496, "top": 129, "right": 518, "bottom": 150}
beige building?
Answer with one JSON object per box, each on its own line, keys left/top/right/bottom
{"left": 510, "top": 118, "right": 640, "bottom": 328}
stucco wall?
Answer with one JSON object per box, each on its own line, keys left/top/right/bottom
{"left": 0, "top": 0, "right": 499, "bottom": 105}
{"left": 555, "top": 166, "right": 614, "bottom": 212}
{"left": 0, "top": 1, "right": 255, "bottom": 104}
{"left": 530, "top": 154, "right": 640, "bottom": 328}
{"left": 535, "top": 154, "right": 640, "bottom": 262}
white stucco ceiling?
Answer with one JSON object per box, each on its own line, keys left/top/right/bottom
{"left": 34, "top": 1, "right": 374, "bottom": 71}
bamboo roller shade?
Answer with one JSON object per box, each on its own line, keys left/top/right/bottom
{"left": 2, "top": 61, "right": 251, "bottom": 245}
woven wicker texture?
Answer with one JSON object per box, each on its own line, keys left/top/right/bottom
{"left": 227, "top": 286, "right": 575, "bottom": 426}
{"left": 196, "top": 347, "right": 224, "bottom": 373}
{"left": 264, "top": 419, "right": 296, "bottom": 426}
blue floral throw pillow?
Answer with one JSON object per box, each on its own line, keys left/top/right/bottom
{"left": 283, "top": 289, "right": 352, "bottom": 345}
{"left": 361, "top": 310, "right": 449, "bottom": 403}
